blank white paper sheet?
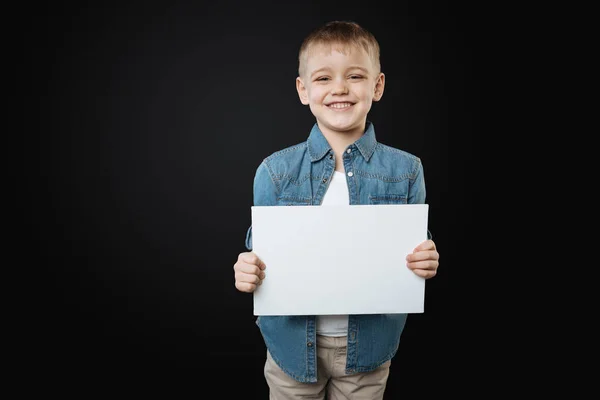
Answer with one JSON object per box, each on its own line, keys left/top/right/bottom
{"left": 251, "top": 204, "right": 428, "bottom": 316}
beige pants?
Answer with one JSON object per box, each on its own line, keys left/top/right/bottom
{"left": 264, "top": 335, "right": 391, "bottom": 399}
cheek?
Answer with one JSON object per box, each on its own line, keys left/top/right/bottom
{"left": 354, "top": 88, "right": 374, "bottom": 106}
{"left": 308, "top": 87, "right": 327, "bottom": 101}
{"left": 356, "top": 85, "right": 375, "bottom": 97}
{"left": 310, "top": 84, "right": 324, "bottom": 93}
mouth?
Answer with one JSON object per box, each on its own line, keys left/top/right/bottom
{"left": 326, "top": 102, "right": 354, "bottom": 110}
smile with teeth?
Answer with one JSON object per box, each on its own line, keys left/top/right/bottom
{"left": 327, "top": 102, "right": 353, "bottom": 109}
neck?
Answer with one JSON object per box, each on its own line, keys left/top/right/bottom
{"left": 318, "top": 122, "right": 365, "bottom": 172}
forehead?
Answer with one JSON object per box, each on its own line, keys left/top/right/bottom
{"left": 305, "top": 42, "right": 369, "bottom": 60}
{"left": 303, "top": 42, "right": 375, "bottom": 70}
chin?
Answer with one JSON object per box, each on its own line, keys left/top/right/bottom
{"left": 327, "top": 119, "right": 361, "bottom": 132}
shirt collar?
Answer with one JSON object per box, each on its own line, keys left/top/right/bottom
{"left": 307, "top": 121, "right": 377, "bottom": 162}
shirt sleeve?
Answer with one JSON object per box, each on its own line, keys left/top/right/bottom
{"left": 245, "top": 160, "right": 278, "bottom": 250}
{"left": 407, "top": 158, "right": 432, "bottom": 240}
{"left": 407, "top": 158, "right": 426, "bottom": 205}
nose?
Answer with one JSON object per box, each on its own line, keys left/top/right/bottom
{"left": 330, "top": 79, "right": 348, "bottom": 95}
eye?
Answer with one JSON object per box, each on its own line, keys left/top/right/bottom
{"left": 349, "top": 75, "right": 364, "bottom": 80}
{"left": 315, "top": 76, "right": 330, "bottom": 82}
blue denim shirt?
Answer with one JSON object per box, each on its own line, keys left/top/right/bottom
{"left": 245, "top": 121, "right": 430, "bottom": 383}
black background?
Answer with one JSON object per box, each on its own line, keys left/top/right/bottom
{"left": 23, "top": 1, "right": 481, "bottom": 397}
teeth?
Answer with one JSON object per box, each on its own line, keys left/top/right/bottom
{"left": 329, "top": 103, "right": 352, "bottom": 109}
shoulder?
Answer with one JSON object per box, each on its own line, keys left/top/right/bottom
{"left": 260, "top": 141, "right": 309, "bottom": 170}
{"left": 264, "top": 141, "right": 307, "bottom": 161}
{"left": 375, "top": 142, "right": 421, "bottom": 162}
{"left": 374, "top": 142, "right": 423, "bottom": 176}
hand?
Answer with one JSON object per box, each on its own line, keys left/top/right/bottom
{"left": 406, "top": 240, "right": 439, "bottom": 279}
{"left": 234, "top": 251, "right": 266, "bottom": 293}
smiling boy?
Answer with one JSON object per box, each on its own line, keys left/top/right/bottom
{"left": 295, "top": 25, "right": 384, "bottom": 167}
{"left": 233, "top": 21, "right": 440, "bottom": 399}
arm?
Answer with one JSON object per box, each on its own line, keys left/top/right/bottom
{"left": 235, "top": 160, "right": 278, "bottom": 293}
{"left": 406, "top": 159, "right": 439, "bottom": 278}
{"left": 245, "top": 160, "right": 278, "bottom": 250}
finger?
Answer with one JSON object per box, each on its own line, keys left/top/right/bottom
{"left": 407, "top": 260, "right": 438, "bottom": 271}
{"left": 406, "top": 250, "right": 439, "bottom": 263}
{"left": 235, "top": 281, "right": 258, "bottom": 293}
{"left": 239, "top": 252, "right": 258, "bottom": 264}
{"left": 236, "top": 265, "right": 265, "bottom": 280}
{"left": 239, "top": 252, "right": 266, "bottom": 270}
{"left": 258, "top": 258, "right": 266, "bottom": 270}
{"left": 236, "top": 271, "right": 264, "bottom": 285}
{"left": 235, "top": 262, "right": 256, "bottom": 274}
{"left": 413, "top": 239, "right": 436, "bottom": 253}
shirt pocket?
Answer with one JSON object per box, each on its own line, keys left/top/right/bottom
{"left": 277, "top": 196, "right": 312, "bottom": 206}
{"left": 368, "top": 194, "right": 407, "bottom": 205}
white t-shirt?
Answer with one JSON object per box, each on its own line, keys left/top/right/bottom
{"left": 316, "top": 170, "right": 349, "bottom": 337}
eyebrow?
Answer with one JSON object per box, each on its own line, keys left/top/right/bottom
{"left": 310, "top": 66, "right": 370, "bottom": 78}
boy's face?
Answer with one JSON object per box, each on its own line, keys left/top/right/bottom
{"left": 296, "top": 43, "right": 384, "bottom": 136}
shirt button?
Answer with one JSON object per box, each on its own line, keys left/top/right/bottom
{"left": 329, "top": 154, "right": 333, "bottom": 159}
{"left": 346, "top": 149, "right": 351, "bottom": 153}
{"left": 307, "top": 342, "right": 313, "bottom": 347}
{"left": 347, "top": 172, "right": 353, "bottom": 177}
{"left": 322, "top": 178, "right": 328, "bottom": 183}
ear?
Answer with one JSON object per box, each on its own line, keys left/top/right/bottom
{"left": 373, "top": 72, "right": 385, "bottom": 102}
{"left": 296, "top": 77, "right": 310, "bottom": 105}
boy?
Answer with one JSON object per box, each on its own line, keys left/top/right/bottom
{"left": 233, "top": 21, "right": 440, "bottom": 399}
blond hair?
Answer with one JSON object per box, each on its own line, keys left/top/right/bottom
{"left": 298, "top": 21, "right": 381, "bottom": 77}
